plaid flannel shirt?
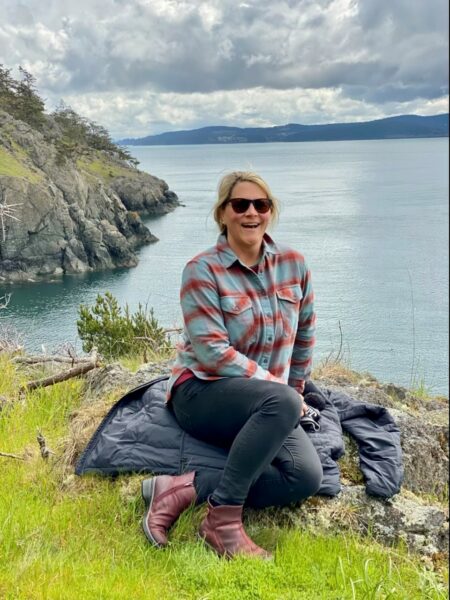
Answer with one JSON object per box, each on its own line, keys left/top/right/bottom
{"left": 167, "top": 233, "right": 316, "bottom": 399}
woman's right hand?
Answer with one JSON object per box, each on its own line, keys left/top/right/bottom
{"left": 299, "top": 394, "right": 308, "bottom": 417}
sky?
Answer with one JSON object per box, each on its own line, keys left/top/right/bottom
{"left": 1, "top": 0, "right": 449, "bottom": 138}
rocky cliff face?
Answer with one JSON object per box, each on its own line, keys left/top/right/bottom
{"left": 0, "top": 110, "right": 179, "bottom": 282}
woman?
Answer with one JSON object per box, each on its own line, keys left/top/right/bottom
{"left": 141, "top": 171, "right": 323, "bottom": 558}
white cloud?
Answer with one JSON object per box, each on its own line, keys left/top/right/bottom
{"left": 0, "top": 0, "right": 447, "bottom": 136}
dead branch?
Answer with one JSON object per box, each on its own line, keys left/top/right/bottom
{"left": 13, "top": 355, "right": 94, "bottom": 365}
{"left": 0, "top": 451, "right": 25, "bottom": 461}
{"left": 0, "top": 293, "right": 11, "bottom": 310}
{"left": 0, "top": 200, "right": 22, "bottom": 242}
{"left": 37, "top": 430, "right": 55, "bottom": 460}
{"left": 20, "top": 355, "right": 99, "bottom": 393}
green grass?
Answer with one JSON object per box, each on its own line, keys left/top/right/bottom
{"left": 76, "top": 154, "right": 132, "bottom": 182}
{"left": 0, "top": 146, "right": 42, "bottom": 182}
{"left": 0, "top": 354, "right": 447, "bottom": 600}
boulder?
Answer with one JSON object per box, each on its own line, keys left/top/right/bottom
{"left": 252, "top": 486, "right": 448, "bottom": 557}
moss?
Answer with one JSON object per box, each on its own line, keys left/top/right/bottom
{"left": 0, "top": 146, "right": 42, "bottom": 182}
{"left": 77, "top": 155, "right": 131, "bottom": 182}
{"left": 338, "top": 434, "right": 365, "bottom": 485}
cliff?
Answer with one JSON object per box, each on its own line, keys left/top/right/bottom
{"left": 0, "top": 110, "right": 179, "bottom": 283}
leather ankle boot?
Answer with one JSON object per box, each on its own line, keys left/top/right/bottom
{"left": 199, "top": 499, "right": 272, "bottom": 559}
{"left": 142, "top": 471, "right": 196, "bottom": 547}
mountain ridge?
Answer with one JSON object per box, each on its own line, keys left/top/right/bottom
{"left": 120, "top": 113, "right": 449, "bottom": 145}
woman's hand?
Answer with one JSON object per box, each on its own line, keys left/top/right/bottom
{"left": 298, "top": 394, "right": 308, "bottom": 417}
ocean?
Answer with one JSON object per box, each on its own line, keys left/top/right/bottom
{"left": 1, "top": 138, "right": 448, "bottom": 394}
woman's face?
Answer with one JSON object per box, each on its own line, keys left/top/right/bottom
{"left": 220, "top": 181, "right": 272, "bottom": 256}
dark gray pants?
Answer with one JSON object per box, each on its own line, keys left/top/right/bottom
{"left": 171, "top": 377, "right": 323, "bottom": 508}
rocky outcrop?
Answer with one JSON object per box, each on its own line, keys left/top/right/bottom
{"left": 80, "top": 364, "right": 449, "bottom": 558}
{"left": 0, "top": 110, "right": 179, "bottom": 282}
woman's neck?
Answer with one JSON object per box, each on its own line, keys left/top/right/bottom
{"left": 227, "top": 239, "right": 262, "bottom": 267}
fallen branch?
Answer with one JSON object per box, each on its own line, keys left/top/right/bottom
{"left": 20, "top": 355, "right": 99, "bottom": 393}
{"left": 0, "top": 451, "right": 25, "bottom": 461}
{"left": 13, "top": 355, "right": 94, "bottom": 365}
{"left": 0, "top": 293, "right": 11, "bottom": 310}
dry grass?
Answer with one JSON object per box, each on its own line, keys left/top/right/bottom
{"left": 56, "top": 388, "right": 125, "bottom": 477}
{"left": 312, "top": 360, "right": 364, "bottom": 385}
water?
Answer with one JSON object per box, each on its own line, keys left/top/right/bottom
{"left": 1, "top": 139, "right": 448, "bottom": 394}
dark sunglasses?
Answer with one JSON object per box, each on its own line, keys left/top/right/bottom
{"left": 226, "top": 198, "right": 273, "bottom": 214}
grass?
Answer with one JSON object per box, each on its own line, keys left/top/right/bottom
{"left": 0, "top": 354, "right": 448, "bottom": 600}
{"left": 0, "top": 146, "right": 42, "bottom": 182}
{"left": 76, "top": 154, "right": 132, "bottom": 182}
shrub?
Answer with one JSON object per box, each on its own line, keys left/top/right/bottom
{"left": 77, "top": 292, "right": 170, "bottom": 359}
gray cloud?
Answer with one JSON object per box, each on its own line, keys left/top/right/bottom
{"left": 0, "top": 0, "right": 448, "bottom": 134}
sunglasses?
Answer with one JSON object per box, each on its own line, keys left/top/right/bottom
{"left": 226, "top": 198, "right": 273, "bottom": 214}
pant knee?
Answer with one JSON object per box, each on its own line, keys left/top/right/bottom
{"left": 292, "top": 455, "right": 323, "bottom": 500}
{"left": 304, "top": 457, "right": 323, "bottom": 497}
{"left": 260, "top": 385, "right": 301, "bottom": 430}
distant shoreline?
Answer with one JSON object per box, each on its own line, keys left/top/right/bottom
{"left": 119, "top": 113, "right": 449, "bottom": 146}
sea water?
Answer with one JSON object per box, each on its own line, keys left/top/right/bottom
{"left": 1, "top": 138, "right": 448, "bottom": 394}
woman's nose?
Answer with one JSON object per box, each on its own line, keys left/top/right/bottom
{"left": 244, "top": 202, "right": 258, "bottom": 215}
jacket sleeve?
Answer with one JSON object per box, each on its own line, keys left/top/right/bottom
{"left": 334, "top": 394, "right": 404, "bottom": 498}
{"left": 288, "top": 263, "right": 316, "bottom": 393}
{"left": 180, "top": 259, "right": 284, "bottom": 382}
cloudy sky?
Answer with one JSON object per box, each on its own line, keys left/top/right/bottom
{"left": 1, "top": 0, "right": 448, "bottom": 138}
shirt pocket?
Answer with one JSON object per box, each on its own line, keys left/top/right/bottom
{"left": 276, "top": 285, "right": 303, "bottom": 338}
{"left": 220, "top": 295, "right": 254, "bottom": 347}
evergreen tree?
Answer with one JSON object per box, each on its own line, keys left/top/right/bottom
{"left": 13, "top": 67, "right": 46, "bottom": 128}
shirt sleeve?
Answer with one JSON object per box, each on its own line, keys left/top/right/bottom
{"left": 180, "top": 258, "right": 284, "bottom": 383}
{"left": 288, "top": 263, "right": 316, "bottom": 392}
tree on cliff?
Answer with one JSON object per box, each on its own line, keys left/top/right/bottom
{"left": 0, "top": 64, "right": 138, "bottom": 166}
{"left": 52, "top": 101, "right": 138, "bottom": 165}
{"left": 0, "top": 65, "right": 45, "bottom": 129}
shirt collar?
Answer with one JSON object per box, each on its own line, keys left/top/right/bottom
{"left": 216, "top": 232, "right": 280, "bottom": 269}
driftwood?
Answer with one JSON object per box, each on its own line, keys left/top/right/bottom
{"left": 20, "top": 351, "right": 99, "bottom": 393}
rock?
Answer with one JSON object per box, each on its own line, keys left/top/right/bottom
{"left": 0, "top": 110, "right": 179, "bottom": 282}
{"left": 287, "top": 486, "right": 449, "bottom": 557}
{"left": 390, "top": 408, "right": 449, "bottom": 497}
{"left": 110, "top": 173, "right": 179, "bottom": 215}
{"left": 84, "top": 361, "right": 172, "bottom": 397}
{"left": 315, "top": 378, "right": 449, "bottom": 497}
{"left": 79, "top": 362, "right": 449, "bottom": 558}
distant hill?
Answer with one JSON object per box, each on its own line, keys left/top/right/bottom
{"left": 120, "top": 114, "right": 449, "bottom": 146}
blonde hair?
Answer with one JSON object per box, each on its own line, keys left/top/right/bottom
{"left": 213, "top": 171, "right": 279, "bottom": 233}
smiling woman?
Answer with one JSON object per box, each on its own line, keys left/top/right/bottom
{"left": 140, "top": 170, "right": 321, "bottom": 559}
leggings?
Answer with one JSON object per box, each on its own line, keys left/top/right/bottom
{"left": 171, "top": 377, "right": 323, "bottom": 508}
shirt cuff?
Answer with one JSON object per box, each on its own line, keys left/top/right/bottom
{"left": 295, "top": 380, "right": 305, "bottom": 394}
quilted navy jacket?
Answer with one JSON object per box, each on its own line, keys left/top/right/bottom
{"left": 75, "top": 377, "right": 404, "bottom": 498}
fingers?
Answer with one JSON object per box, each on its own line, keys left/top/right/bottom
{"left": 298, "top": 393, "right": 308, "bottom": 417}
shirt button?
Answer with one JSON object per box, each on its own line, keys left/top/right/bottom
{"left": 268, "top": 337, "right": 273, "bottom": 342}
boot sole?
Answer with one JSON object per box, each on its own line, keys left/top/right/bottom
{"left": 141, "top": 478, "right": 164, "bottom": 548}
{"left": 197, "top": 533, "right": 273, "bottom": 561}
